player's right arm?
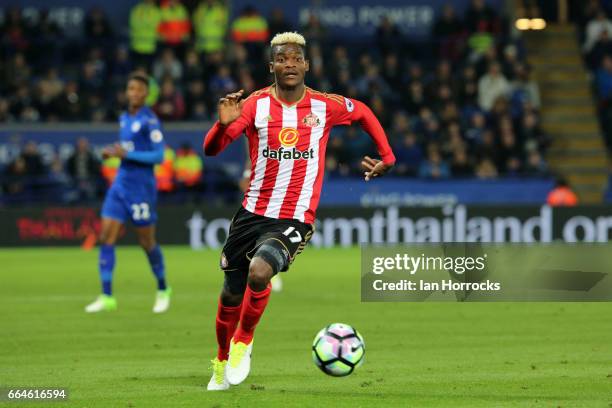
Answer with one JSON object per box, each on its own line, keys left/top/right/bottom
{"left": 204, "top": 89, "right": 252, "bottom": 156}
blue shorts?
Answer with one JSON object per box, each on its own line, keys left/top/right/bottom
{"left": 101, "top": 182, "right": 158, "bottom": 226}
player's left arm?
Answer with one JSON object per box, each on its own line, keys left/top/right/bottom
{"left": 335, "top": 98, "right": 396, "bottom": 181}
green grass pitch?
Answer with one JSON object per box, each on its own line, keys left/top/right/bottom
{"left": 1, "top": 246, "right": 611, "bottom": 407}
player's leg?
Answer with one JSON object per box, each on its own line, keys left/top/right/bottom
{"left": 208, "top": 270, "right": 246, "bottom": 391}
{"left": 226, "top": 221, "right": 313, "bottom": 385}
{"left": 85, "top": 217, "right": 122, "bottom": 312}
{"left": 209, "top": 207, "right": 255, "bottom": 390}
{"left": 134, "top": 224, "right": 171, "bottom": 313}
{"left": 225, "top": 243, "right": 280, "bottom": 385}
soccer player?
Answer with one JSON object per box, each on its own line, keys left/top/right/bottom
{"left": 203, "top": 32, "right": 395, "bottom": 390}
{"left": 85, "top": 73, "right": 171, "bottom": 314}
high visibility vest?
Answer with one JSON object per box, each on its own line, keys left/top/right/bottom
{"left": 155, "top": 147, "right": 175, "bottom": 192}
{"left": 174, "top": 150, "right": 203, "bottom": 187}
{"left": 193, "top": 3, "right": 228, "bottom": 53}
{"left": 547, "top": 187, "right": 578, "bottom": 207}
{"left": 468, "top": 32, "right": 493, "bottom": 54}
{"left": 129, "top": 3, "right": 162, "bottom": 54}
{"left": 146, "top": 77, "right": 160, "bottom": 107}
{"left": 101, "top": 157, "right": 121, "bottom": 186}
{"left": 231, "top": 15, "right": 269, "bottom": 43}
{"left": 158, "top": 3, "right": 191, "bottom": 45}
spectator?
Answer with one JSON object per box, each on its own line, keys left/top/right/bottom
{"left": 524, "top": 150, "right": 548, "bottom": 177}
{"left": 268, "top": 8, "right": 293, "bottom": 37}
{"left": 0, "top": 98, "right": 13, "bottom": 122}
{"left": 193, "top": 0, "right": 228, "bottom": 56}
{"left": 0, "top": 7, "right": 28, "bottom": 54}
{"left": 596, "top": 55, "right": 612, "bottom": 100}
{"left": 355, "top": 65, "right": 392, "bottom": 99}
{"left": 185, "top": 79, "right": 207, "bottom": 118}
{"left": 547, "top": 177, "right": 578, "bottom": 206}
{"left": 465, "top": 111, "right": 487, "bottom": 145}
{"left": 129, "top": 0, "right": 161, "bottom": 69}
{"left": 451, "top": 148, "right": 474, "bottom": 177}
{"left": 20, "top": 141, "right": 46, "bottom": 176}
{"left": 3, "top": 156, "right": 28, "bottom": 196}
{"left": 583, "top": 9, "right": 612, "bottom": 53}
{"left": 402, "top": 80, "right": 426, "bottom": 115}
{"left": 4, "top": 53, "right": 31, "bottom": 90}
{"left": 36, "top": 68, "right": 64, "bottom": 119}
{"left": 510, "top": 63, "right": 541, "bottom": 110}
{"left": 84, "top": 7, "right": 114, "bottom": 51}
{"left": 519, "top": 111, "right": 549, "bottom": 153}
{"left": 587, "top": 29, "right": 612, "bottom": 69}
{"left": 393, "top": 132, "right": 424, "bottom": 177}
{"left": 153, "top": 48, "right": 183, "bottom": 82}
{"left": 209, "top": 65, "right": 237, "bottom": 101}
{"left": 302, "top": 14, "right": 326, "bottom": 47}
{"left": 80, "top": 61, "right": 105, "bottom": 99}
{"left": 478, "top": 61, "right": 510, "bottom": 111}
{"left": 153, "top": 78, "right": 185, "bottom": 121}
{"left": 110, "top": 46, "right": 132, "bottom": 89}
{"left": 432, "top": 4, "right": 465, "bottom": 61}
{"left": 174, "top": 143, "right": 204, "bottom": 189}
{"left": 9, "top": 84, "right": 38, "bottom": 121}
{"left": 155, "top": 146, "right": 176, "bottom": 193}
{"left": 54, "top": 81, "right": 85, "bottom": 121}
{"left": 418, "top": 145, "right": 450, "bottom": 179}
{"left": 231, "top": 6, "right": 269, "bottom": 60}
{"left": 184, "top": 49, "right": 204, "bottom": 82}
{"left": 158, "top": 0, "right": 191, "bottom": 56}
{"left": 475, "top": 158, "right": 498, "bottom": 179}
{"left": 465, "top": 0, "right": 500, "bottom": 34}
{"left": 65, "top": 137, "right": 101, "bottom": 200}
{"left": 28, "top": 9, "right": 63, "bottom": 68}
{"left": 376, "top": 16, "right": 401, "bottom": 58}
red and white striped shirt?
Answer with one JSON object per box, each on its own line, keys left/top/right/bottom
{"left": 204, "top": 86, "right": 395, "bottom": 224}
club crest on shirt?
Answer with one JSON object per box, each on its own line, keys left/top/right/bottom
{"left": 302, "top": 112, "right": 320, "bottom": 128}
{"left": 131, "top": 121, "right": 141, "bottom": 132}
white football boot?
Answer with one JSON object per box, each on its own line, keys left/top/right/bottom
{"left": 152, "top": 287, "right": 172, "bottom": 313}
{"left": 225, "top": 339, "right": 253, "bottom": 385}
{"left": 207, "top": 358, "right": 230, "bottom": 391}
{"left": 85, "top": 294, "right": 117, "bottom": 313}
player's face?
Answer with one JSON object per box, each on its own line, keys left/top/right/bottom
{"left": 270, "top": 44, "right": 309, "bottom": 89}
{"left": 126, "top": 80, "right": 148, "bottom": 109}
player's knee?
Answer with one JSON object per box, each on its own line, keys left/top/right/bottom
{"left": 138, "top": 236, "right": 156, "bottom": 252}
{"left": 248, "top": 257, "right": 274, "bottom": 291}
{"left": 99, "top": 230, "right": 115, "bottom": 245}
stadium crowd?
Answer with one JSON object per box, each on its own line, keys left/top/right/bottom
{"left": 581, "top": 0, "right": 612, "bottom": 153}
{"left": 0, "top": 0, "right": 552, "bottom": 204}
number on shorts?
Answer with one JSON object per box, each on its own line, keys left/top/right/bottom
{"left": 283, "top": 226, "right": 302, "bottom": 243}
{"left": 131, "top": 203, "right": 150, "bottom": 220}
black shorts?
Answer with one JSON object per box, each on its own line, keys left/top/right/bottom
{"left": 220, "top": 207, "right": 313, "bottom": 292}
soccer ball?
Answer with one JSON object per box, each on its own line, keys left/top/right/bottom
{"left": 312, "top": 323, "right": 365, "bottom": 376}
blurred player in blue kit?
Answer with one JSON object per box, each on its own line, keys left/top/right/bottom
{"left": 85, "top": 73, "right": 171, "bottom": 313}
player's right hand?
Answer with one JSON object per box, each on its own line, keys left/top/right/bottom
{"left": 218, "top": 89, "right": 244, "bottom": 126}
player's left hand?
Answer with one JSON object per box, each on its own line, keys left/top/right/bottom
{"left": 362, "top": 156, "right": 393, "bottom": 181}
{"left": 111, "top": 143, "right": 127, "bottom": 159}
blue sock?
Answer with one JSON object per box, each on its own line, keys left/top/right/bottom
{"left": 99, "top": 244, "right": 115, "bottom": 296}
{"left": 146, "top": 245, "right": 167, "bottom": 291}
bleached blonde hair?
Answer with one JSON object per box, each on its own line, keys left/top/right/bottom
{"left": 270, "top": 32, "right": 306, "bottom": 47}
